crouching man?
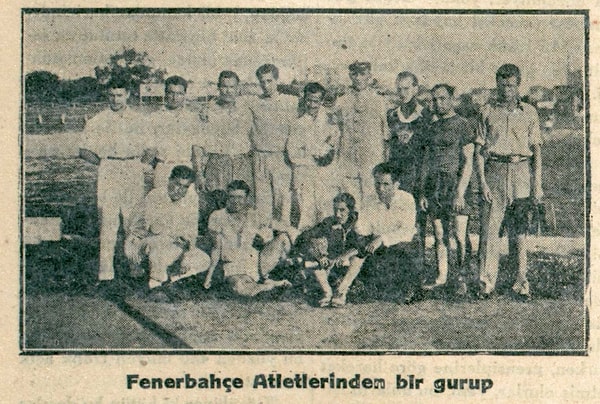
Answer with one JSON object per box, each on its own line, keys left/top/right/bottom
{"left": 355, "top": 162, "right": 422, "bottom": 304}
{"left": 125, "top": 165, "right": 210, "bottom": 300}
{"left": 294, "top": 193, "right": 364, "bottom": 307}
{"left": 204, "top": 180, "right": 298, "bottom": 297}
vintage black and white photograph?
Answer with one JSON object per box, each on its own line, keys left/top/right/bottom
{"left": 21, "top": 9, "right": 588, "bottom": 353}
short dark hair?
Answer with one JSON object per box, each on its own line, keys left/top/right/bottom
{"left": 256, "top": 64, "right": 279, "bottom": 80}
{"left": 496, "top": 64, "right": 521, "bottom": 85}
{"left": 218, "top": 71, "right": 240, "bottom": 87}
{"left": 169, "top": 165, "right": 196, "bottom": 182}
{"left": 303, "top": 82, "right": 326, "bottom": 99}
{"left": 226, "top": 180, "right": 251, "bottom": 196}
{"left": 372, "top": 162, "right": 399, "bottom": 183}
{"left": 333, "top": 193, "right": 356, "bottom": 212}
{"left": 165, "top": 75, "right": 188, "bottom": 92}
{"left": 396, "top": 71, "right": 418, "bottom": 87}
{"left": 106, "top": 76, "right": 131, "bottom": 91}
{"left": 431, "top": 83, "right": 455, "bottom": 97}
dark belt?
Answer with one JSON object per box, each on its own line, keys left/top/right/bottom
{"left": 487, "top": 154, "right": 530, "bottom": 163}
{"left": 106, "top": 156, "right": 139, "bottom": 161}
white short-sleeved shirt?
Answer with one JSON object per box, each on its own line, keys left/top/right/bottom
{"left": 80, "top": 107, "right": 149, "bottom": 158}
{"left": 355, "top": 189, "right": 417, "bottom": 246}
{"left": 128, "top": 186, "right": 199, "bottom": 244}
{"left": 197, "top": 99, "right": 253, "bottom": 155}
{"left": 149, "top": 108, "right": 199, "bottom": 163}
{"left": 249, "top": 93, "right": 298, "bottom": 152}
{"left": 476, "top": 100, "right": 542, "bottom": 156}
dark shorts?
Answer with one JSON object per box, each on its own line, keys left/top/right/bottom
{"left": 424, "top": 171, "right": 473, "bottom": 220}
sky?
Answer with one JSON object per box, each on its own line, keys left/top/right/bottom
{"left": 23, "top": 12, "right": 585, "bottom": 94}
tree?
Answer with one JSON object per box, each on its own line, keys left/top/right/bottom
{"left": 58, "top": 77, "right": 101, "bottom": 103}
{"left": 94, "top": 47, "right": 167, "bottom": 97}
{"left": 25, "top": 71, "right": 60, "bottom": 103}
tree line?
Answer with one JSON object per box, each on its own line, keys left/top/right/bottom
{"left": 25, "top": 48, "right": 166, "bottom": 104}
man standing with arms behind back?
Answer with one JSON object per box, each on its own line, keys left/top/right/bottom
{"left": 193, "top": 71, "right": 254, "bottom": 195}
{"left": 79, "top": 77, "right": 150, "bottom": 290}
{"left": 249, "top": 64, "right": 297, "bottom": 224}
{"left": 336, "top": 61, "right": 388, "bottom": 207}
{"left": 475, "top": 64, "right": 543, "bottom": 301}
{"left": 148, "top": 75, "right": 199, "bottom": 190}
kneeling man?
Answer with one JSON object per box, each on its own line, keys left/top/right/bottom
{"left": 204, "top": 180, "right": 298, "bottom": 297}
{"left": 125, "top": 165, "right": 210, "bottom": 295}
{"left": 355, "top": 162, "right": 422, "bottom": 304}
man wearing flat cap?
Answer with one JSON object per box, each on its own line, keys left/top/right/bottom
{"left": 334, "top": 61, "right": 388, "bottom": 209}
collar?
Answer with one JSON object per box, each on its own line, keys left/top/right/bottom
{"left": 490, "top": 96, "right": 524, "bottom": 111}
{"left": 395, "top": 102, "right": 423, "bottom": 123}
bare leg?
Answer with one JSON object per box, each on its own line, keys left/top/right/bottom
{"left": 454, "top": 215, "right": 470, "bottom": 296}
{"left": 259, "top": 233, "right": 292, "bottom": 279}
{"left": 227, "top": 274, "right": 291, "bottom": 297}
{"left": 311, "top": 269, "right": 333, "bottom": 307}
{"left": 424, "top": 219, "right": 448, "bottom": 289}
{"left": 331, "top": 257, "right": 365, "bottom": 307}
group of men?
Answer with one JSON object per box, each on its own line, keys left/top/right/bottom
{"left": 79, "top": 60, "right": 542, "bottom": 305}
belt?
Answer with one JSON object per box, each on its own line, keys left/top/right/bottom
{"left": 106, "top": 156, "right": 139, "bottom": 161}
{"left": 487, "top": 154, "right": 530, "bottom": 163}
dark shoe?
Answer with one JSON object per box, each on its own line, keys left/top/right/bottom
{"left": 399, "top": 289, "right": 422, "bottom": 305}
{"left": 95, "top": 280, "right": 122, "bottom": 300}
{"left": 146, "top": 286, "right": 173, "bottom": 303}
{"left": 455, "top": 280, "right": 468, "bottom": 298}
{"left": 477, "top": 290, "right": 496, "bottom": 300}
{"left": 513, "top": 292, "right": 532, "bottom": 302}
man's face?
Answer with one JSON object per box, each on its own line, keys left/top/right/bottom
{"left": 226, "top": 189, "right": 249, "bottom": 213}
{"left": 417, "top": 92, "right": 434, "bottom": 111}
{"left": 497, "top": 76, "right": 520, "bottom": 102}
{"left": 349, "top": 70, "right": 372, "bottom": 91}
{"left": 165, "top": 84, "right": 186, "bottom": 110}
{"left": 218, "top": 77, "right": 239, "bottom": 103}
{"left": 108, "top": 88, "right": 129, "bottom": 111}
{"left": 396, "top": 77, "right": 419, "bottom": 105}
{"left": 304, "top": 91, "right": 324, "bottom": 117}
{"left": 258, "top": 72, "right": 278, "bottom": 97}
{"left": 432, "top": 87, "right": 454, "bottom": 116}
{"left": 374, "top": 173, "right": 397, "bottom": 204}
{"left": 333, "top": 201, "right": 351, "bottom": 225}
{"left": 167, "top": 177, "right": 193, "bottom": 202}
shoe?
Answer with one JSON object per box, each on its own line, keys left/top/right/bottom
{"left": 513, "top": 292, "right": 532, "bottom": 302}
{"left": 477, "top": 290, "right": 496, "bottom": 300}
{"left": 455, "top": 280, "right": 468, "bottom": 298}
{"left": 330, "top": 293, "right": 347, "bottom": 308}
{"left": 146, "top": 286, "right": 173, "bottom": 303}
{"left": 399, "top": 289, "right": 422, "bottom": 305}
{"left": 318, "top": 295, "right": 332, "bottom": 307}
{"left": 422, "top": 280, "right": 447, "bottom": 291}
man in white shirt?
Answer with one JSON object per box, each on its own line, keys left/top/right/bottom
{"left": 148, "top": 76, "right": 199, "bottom": 190}
{"left": 193, "top": 71, "right": 254, "bottom": 194}
{"left": 286, "top": 82, "right": 340, "bottom": 230}
{"left": 249, "top": 64, "right": 297, "bottom": 225}
{"left": 125, "top": 165, "right": 210, "bottom": 302}
{"left": 79, "top": 77, "right": 151, "bottom": 286}
{"left": 354, "top": 162, "right": 422, "bottom": 304}
{"left": 204, "top": 180, "right": 298, "bottom": 297}
{"left": 335, "top": 61, "right": 388, "bottom": 207}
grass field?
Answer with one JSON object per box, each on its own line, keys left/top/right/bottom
{"left": 22, "top": 129, "right": 587, "bottom": 352}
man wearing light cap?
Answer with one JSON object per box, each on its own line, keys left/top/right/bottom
{"left": 335, "top": 61, "right": 388, "bottom": 208}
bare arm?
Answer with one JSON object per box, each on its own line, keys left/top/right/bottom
{"left": 79, "top": 148, "right": 100, "bottom": 166}
{"left": 203, "top": 231, "right": 221, "bottom": 289}
{"left": 474, "top": 144, "right": 492, "bottom": 203}
{"left": 531, "top": 143, "right": 543, "bottom": 203}
{"left": 454, "top": 143, "right": 475, "bottom": 211}
{"left": 191, "top": 145, "right": 207, "bottom": 191}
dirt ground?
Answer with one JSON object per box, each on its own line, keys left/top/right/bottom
{"left": 24, "top": 291, "right": 585, "bottom": 352}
